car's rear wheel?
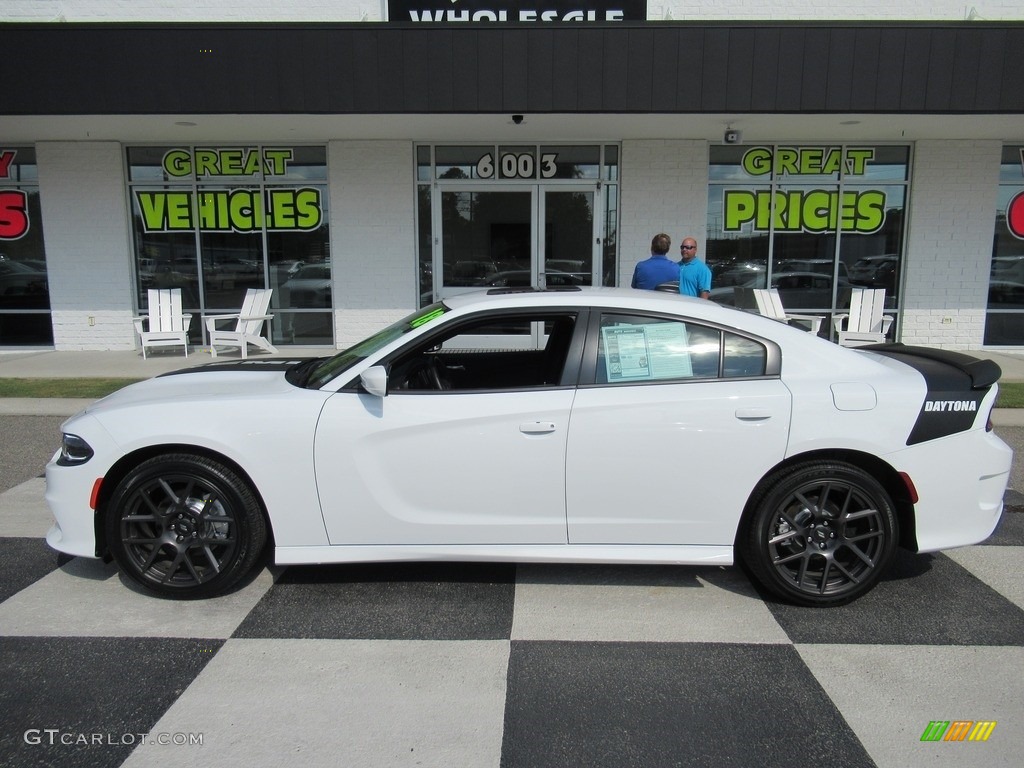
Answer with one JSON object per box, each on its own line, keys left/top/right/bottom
{"left": 105, "top": 453, "right": 266, "bottom": 599}
{"left": 740, "top": 461, "right": 897, "bottom": 607}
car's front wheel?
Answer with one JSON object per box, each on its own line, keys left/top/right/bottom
{"left": 740, "top": 461, "right": 898, "bottom": 607}
{"left": 105, "top": 453, "right": 266, "bottom": 599}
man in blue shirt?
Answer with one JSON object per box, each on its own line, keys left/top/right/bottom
{"left": 630, "top": 233, "right": 679, "bottom": 290}
{"left": 678, "top": 237, "right": 712, "bottom": 298}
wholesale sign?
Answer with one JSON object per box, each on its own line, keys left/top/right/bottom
{"left": 134, "top": 148, "right": 324, "bottom": 234}
{"left": 388, "top": 0, "right": 644, "bottom": 23}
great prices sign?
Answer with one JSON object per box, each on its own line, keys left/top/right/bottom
{"left": 722, "top": 146, "right": 887, "bottom": 235}
{"left": 134, "top": 147, "right": 324, "bottom": 234}
{"left": 0, "top": 150, "right": 29, "bottom": 240}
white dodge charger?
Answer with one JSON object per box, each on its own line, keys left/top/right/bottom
{"left": 45, "top": 287, "right": 1012, "bottom": 606}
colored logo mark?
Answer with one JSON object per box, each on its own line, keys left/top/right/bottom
{"left": 920, "top": 720, "right": 997, "bottom": 742}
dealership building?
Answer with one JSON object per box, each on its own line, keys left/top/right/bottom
{"left": 1, "top": 1, "right": 1022, "bottom": 352}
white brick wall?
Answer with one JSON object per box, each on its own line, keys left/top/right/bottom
{"left": 328, "top": 140, "right": 417, "bottom": 348}
{"left": 619, "top": 140, "right": 708, "bottom": 284}
{"left": 3, "top": 1, "right": 1021, "bottom": 22}
{"left": 36, "top": 142, "right": 137, "bottom": 350}
{"left": 901, "top": 140, "right": 1001, "bottom": 350}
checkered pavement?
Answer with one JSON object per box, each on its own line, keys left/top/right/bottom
{"left": 1, "top": 478, "right": 1023, "bottom": 767}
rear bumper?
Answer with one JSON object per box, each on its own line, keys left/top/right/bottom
{"left": 890, "top": 428, "right": 1012, "bottom": 552}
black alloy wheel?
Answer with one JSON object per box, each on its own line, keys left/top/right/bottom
{"left": 105, "top": 454, "right": 266, "bottom": 599}
{"left": 741, "top": 461, "right": 898, "bottom": 607}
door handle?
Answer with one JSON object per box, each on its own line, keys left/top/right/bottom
{"left": 735, "top": 408, "right": 772, "bottom": 421}
{"left": 520, "top": 422, "right": 557, "bottom": 434}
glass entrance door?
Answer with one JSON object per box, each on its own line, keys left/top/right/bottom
{"left": 435, "top": 186, "right": 597, "bottom": 299}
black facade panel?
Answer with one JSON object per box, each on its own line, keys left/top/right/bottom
{"left": 670, "top": 28, "right": 706, "bottom": 111}
{"left": 724, "top": 28, "right": 757, "bottom": 113}
{"left": 1, "top": 22, "right": 1022, "bottom": 117}
{"left": 773, "top": 28, "right": 806, "bottom": 112}
{"left": 749, "top": 30, "right": 782, "bottom": 113}
{"left": 527, "top": 29, "right": 556, "bottom": 113}
{"left": 824, "top": 28, "right": 857, "bottom": 111}
{"left": 551, "top": 31, "right": 581, "bottom": 110}
{"left": 875, "top": 29, "right": 907, "bottom": 111}
{"left": 799, "top": 28, "right": 831, "bottom": 111}
{"left": 476, "top": 30, "right": 505, "bottom": 112}
{"left": 700, "top": 28, "right": 731, "bottom": 112}
{"left": 574, "top": 29, "right": 606, "bottom": 111}
{"left": 849, "top": 28, "right": 883, "bottom": 111}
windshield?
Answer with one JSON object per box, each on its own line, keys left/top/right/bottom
{"left": 302, "top": 303, "right": 449, "bottom": 389}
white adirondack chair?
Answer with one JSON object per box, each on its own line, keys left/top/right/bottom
{"left": 833, "top": 288, "right": 894, "bottom": 347}
{"left": 133, "top": 288, "right": 192, "bottom": 358}
{"left": 748, "top": 288, "right": 824, "bottom": 334}
{"left": 205, "top": 288, "right": 278, "bottom": 359}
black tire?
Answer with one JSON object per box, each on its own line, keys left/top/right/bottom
{"left": 740, "top": 461, "right": 898, "bottom": 607}
{"left": 105, "top": 453, "right": 267, "bottom": 599}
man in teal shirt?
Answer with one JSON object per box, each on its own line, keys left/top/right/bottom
{"left": 678, "top": 237, "right": 711, "bottom": 298}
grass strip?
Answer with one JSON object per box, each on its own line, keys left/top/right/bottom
{"left": 0, "top": 378, "right": 143, "bottom": 399}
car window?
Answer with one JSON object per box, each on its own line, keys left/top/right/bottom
{"left": 385, "top": 311, "right": 580, "bottom": 392}
{"left": 594, "top": 313, "right": 767, "bottom": 384}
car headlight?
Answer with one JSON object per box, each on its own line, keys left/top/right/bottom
{"left": 57, "top": 433, "right": 94, "bottom": 466}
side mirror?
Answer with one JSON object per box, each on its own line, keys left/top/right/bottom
{"left": 360, "top": 366, "right": 388, "bottom": 398}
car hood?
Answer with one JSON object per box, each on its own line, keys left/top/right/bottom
{"left": 81, "top": 359, "right": 312, "bottom": 416}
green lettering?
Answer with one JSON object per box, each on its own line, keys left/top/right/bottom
{"left": 136, "top": 192, "right": 168, "bottom": 231}
{"left": 854, "top": 190, "right": 886, "bottom": 233}
{"left": 194, "top": 150, "right": 219, "bottom": 178}
{"left": 294, "top": 189, "right": 322, "bottom": 230}
{"left": 165, "top": 193, "right": 193, "bottom": 229}
{"left": 228, "top": 189, "right": 259, "bottom": 232}
{"left": 742, "top": 148, "right": 772, "bottom": 177}
{"left": 264, "top": 149, "right": 292, "bottom": 176}
{"left": 800, "top": 148, "right": 823, "bottom": 175}
{"left": 163, "top": 150, "right": 192, "bottom": 178}
{"left": 197, "top": 191, "right": 230, "bottom": 230}
{"left": 845, "top": 148, "right": 875, "bottom": 176}
{"left": 775, "top": 149, "right": 799, "bottom": 176}
{"left": 802, "top": 190, "right": 833, "bottom": 232}
{"left": 819, "top": 148, "right": 842, "bottom": 175}
{"left": 220, "top": 149, "right": 244, "bottom": 175}
{"left": 723, "top": 190, "right": 757, "bottom": 231}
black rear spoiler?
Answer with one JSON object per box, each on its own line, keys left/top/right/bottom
{"left": 864, "top": 343, "right": 1001, "bottom": 390}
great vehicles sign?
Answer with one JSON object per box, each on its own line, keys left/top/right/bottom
{"left": 134, "top": 147, "right": 324, "bottom": 234}
{"left": 387, "top": 0, "right": 643, "bottom": 23}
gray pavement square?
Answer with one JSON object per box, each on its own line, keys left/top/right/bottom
{"left": 501, "top": 641, "right": 875, "bottom": 768}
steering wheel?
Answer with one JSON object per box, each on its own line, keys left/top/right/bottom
{"left": 424, "top": 356, "right": 450, "bottom": 390}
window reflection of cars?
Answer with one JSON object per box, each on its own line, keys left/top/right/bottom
{"left": 485, "top": 270, "right": 587, "bottom": 288}
{"left": 283, "top": 264, "right": 331, "bottom": 307}
{"left": 0, "top": 260, "right": 50, "bottom": 308}
{"left": 849, "top": 255, "right": 898, "bottom": 292}
{"left": 710, "top": 271, "right": 850, "bottom": 308}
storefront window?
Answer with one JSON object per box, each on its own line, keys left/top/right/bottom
{"left": 984, "top": 146, "right": 1024, "bottom": 345}
{"left": 127, "top": 145, "right": 331, "bottom": 345}
{"left": 0, "top": 146, "right": 52, "bottom": 346}
{"left": 707, "top": 144, "right": 909, "bottom": 339}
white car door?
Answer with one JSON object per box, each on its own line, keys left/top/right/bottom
{"left": 566, "top": 312, "right": 792, "bottom": 546}
{"left": 314, "top": 388, "right": 574, "bottom": 545}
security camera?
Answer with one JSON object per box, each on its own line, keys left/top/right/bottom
{"left": 512, "top": 114, "right": 524, "bottom": 125}
{"left": 723, "top": 129, "right": 742, "bottom": 145}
